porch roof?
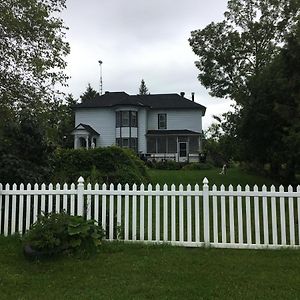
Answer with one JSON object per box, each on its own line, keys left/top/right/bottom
{"left": 146, "top": 130, "right": 201, "bottom": 136}
{"left": 72, "top": 123, "right": 100, "bottom": 136}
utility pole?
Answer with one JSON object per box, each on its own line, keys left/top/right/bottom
{"left": 98, "top": 60, "right": 103, "bottom": 95}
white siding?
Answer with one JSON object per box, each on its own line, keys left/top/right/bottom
{"left": 147, "top": 109, "right": 203, "bottom": 132}
{"left": 75, "top": 108, "right": 115, "bottom": 147}
{"left": 138, "top": 108, "right": 147, "bottom": 153}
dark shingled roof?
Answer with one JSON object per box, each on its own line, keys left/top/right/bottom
{"left": 74, "top": 92, "right": 206, "bottom": 114}
{"left": 146, "top": 130, "right": 201, "bottom": 135}
{"left": 72, "top": 123, "right": 100, "bottom": 136}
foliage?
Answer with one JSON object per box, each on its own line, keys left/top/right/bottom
{"left": 53, "top": 146, "right": 149, "bottom": 185}
{"left": 138, "top": 79, "right": 150, "bottom": 95}
{"left": 189, "top": 0, "right": 299, "bottom": 102}
{"left": 22, "top": 212, "right": 105, "bottom": 257}
{"left": 0, "top": 0, "right": 70, "bottom": 112}
{"left": 181, "top": 162, "right": 214, "bottom": 171}
{"left": 80, "top": 83, "right": 99, "bottom": 103}
{"left": 147, "top": 160, "right": 185, "bottom": 170}
{"left": 0, "top": 114, "right": 55, "bottom": 184}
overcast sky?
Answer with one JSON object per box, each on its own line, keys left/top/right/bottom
{"left": 62, "top": 0, "right": 234, "bottom": 130}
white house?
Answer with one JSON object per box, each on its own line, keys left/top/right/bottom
{"left": 72, "top": 91, "right": 206, "bottom": 162}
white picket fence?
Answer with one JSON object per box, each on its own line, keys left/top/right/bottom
{"left": 0, "top": 177, "right": 300, "bottom": 249}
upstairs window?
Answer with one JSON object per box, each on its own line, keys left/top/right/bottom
{"left": 116, "top": 111, "right": 138, "bottom": 127}
{"left": 158, "top": 114, "right": 167, "bottom": 129}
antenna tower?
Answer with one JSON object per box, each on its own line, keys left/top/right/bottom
{"left": 98, "top": 60, "right": 103, "bottom": 95}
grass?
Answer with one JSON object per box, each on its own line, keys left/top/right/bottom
{"left": 1, "top": 236, "right": 300, "bottom": 299}
{"left": 149, "top": 167, "right": 277, "bottom": 188}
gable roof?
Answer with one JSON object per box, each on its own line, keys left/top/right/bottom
{"left": 72, "top": 123, "right": 100, "bottom": 136}
{"left": 74, "top": 92, "right": 206, "bottom": 114}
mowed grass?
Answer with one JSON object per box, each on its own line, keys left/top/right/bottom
{"left": 1, "top": 236, "right": 300, "bottom": 300}
{"left": 149, "top": 167, "right": 277, "bottom": 188}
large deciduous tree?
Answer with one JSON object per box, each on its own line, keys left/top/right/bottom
{"left": 189, "top": 0, "right": 299, "bottom": 103}
{"left": 0, "top": 0, "right": 70, "bottom": 113}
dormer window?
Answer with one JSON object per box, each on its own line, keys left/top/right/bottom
{"left": 158, "top": 113, "right": 167, "bottom": 129}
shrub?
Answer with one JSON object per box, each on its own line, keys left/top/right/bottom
{"left": 22, "top": 212, "right": 105, "bottom": 258}
{"left": 52, "top": 146, "right": 149, "bottom": 185}
{"left": 181, "top": 162, "right": 214, "bottom": 170}
{"left": 148, "top": 160, "right": 185, "bottom": 170}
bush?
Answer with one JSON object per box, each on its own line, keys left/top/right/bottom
{"left": 147, "top": 160, "right": 185, "bottom": 170}
{"left": 22, "top": 212, "right": 105, "bottom": 258}
{"left": 181, "top": 162, "right": 214, "bottom": 170}
{"left": 52, "top": 146, "right": 149, "bottom": 185}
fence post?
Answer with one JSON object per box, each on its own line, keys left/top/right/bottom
{"left": 77, "top": 177, "right": 85, "bottom": 216}
{"left": 203, "top": 177, "right": 210, "bottom": 246}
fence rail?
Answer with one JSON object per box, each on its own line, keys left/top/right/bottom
{"left": 0, "top": 177, "right": 300, "bottom": 250}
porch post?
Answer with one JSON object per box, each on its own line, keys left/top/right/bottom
{"left": 74, "top": 135, "right": 78, "bottom": 149}
{"left": 85, "top": 136, "right": 89, "bottom": 150}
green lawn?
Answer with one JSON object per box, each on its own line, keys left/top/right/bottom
{"left": 1, "top": 236, "right": 300, "bottom": 299}
{"left": 149, "top": 167, "right": 277, "bottom": 188}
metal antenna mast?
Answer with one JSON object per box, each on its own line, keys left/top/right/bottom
{"left": 98, "top": 60, "right": 103, "bottom": 95}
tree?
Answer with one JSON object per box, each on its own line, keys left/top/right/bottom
{"left": 138, "top": 79, "right": 149, "bottom": 95}
{"left": 0, "top": 0, "right": 70, "bottom": 113}
{"left": 189, "top": 0, "right": 299, "bottom": 103}
{"left": 80, "top": 83, "right": 99, "bottom": 103}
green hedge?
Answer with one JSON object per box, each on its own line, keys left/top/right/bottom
{"left": 52, "top": 147, "right": 149, "bottom": 185}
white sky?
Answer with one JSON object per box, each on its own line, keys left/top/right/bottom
{"left": 62, "top": 0, "right": 234, "bottom": 130}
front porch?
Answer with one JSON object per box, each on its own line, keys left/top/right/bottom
{"left": 71, "top": 123, "right": 100, "bottom": 150}
{"left": 146, "top": 130, "right": 201, "bottom": 163}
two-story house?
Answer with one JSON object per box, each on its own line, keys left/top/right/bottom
{"left": 72, "top": 91, "right": 206, "bottom": 162}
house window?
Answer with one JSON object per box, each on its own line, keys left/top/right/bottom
{"left": 122, "top": 111, "right": 130, "bottom": 127}
{"left": 116, "top": 138, "right": 138, "bottom": 152}
{"left": 158, "top": 114, "right": 167, "bottom": 129}
{"left": 116, "top": 111, "right": 138, "bottom": 127}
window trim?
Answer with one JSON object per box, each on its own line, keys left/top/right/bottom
{"left": 158, "top": 113, "right": 167, "bottom": 129}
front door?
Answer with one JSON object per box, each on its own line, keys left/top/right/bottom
{"left": 178, "top": 142, "right": 188, "bottom": 162}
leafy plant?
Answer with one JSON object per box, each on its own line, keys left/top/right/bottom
{"left": 23, "top": 212, "right": 105, "bottom": 258}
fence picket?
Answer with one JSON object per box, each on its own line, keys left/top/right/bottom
{"left": 245, "top": 185, "right": 252, "bottom": 245}
{"left": 179, "top": 184, "right": 184, "bottom": 242}
{"left": 288, "top": 185, "right": 295, "bottom": 245}
{"left": 212, "top": 185, "right": 218, "bottom": 244}
{"left": 155, "top": 184, "right": 160, "bottom": 242}
{"left": 194, "top": 184, "right": 200, "bottom": 243}
{"left": 262, "top": 185, "right": 269, "bottom": 245}
{"left": 237, "top": 185, "right": 243, "bottom": 244}
{"left": 109, "top": 183, "right": 114, "bottom": 240}
{"left": 55, "top": 183, "right": 60, "bottom": 213}
{"left": 0, "top": 183, "right": 2, "bottom": 234}
{"left": 171, "top": 184, "right": 176, "bottom": 242}
{"left": 229, "top": 185, "right": 235, "bottom": 244}
{"left": 163, "top": 184, "right": 168, "bottom": 242}
{"left": 140, "top": 184, "right": 145, "bottom": 241}
{"left": 25, "top": 184, "right": 31, "bottom": 231}
{"left": 254, "top": 185, "right": 260, "bottom": 245}
{"left": 116, "top": 183, "right": 122, "bottom": 228}
{"left": 101, "top": 183, "right": 107, "bottom": 234}
{"left": 94, "top": 183, "right": 99, "bottom": 223}
{"left": 132, "top": 184, "right": 137, "bottom": 241}
{"left": 41, "top": 184, "right": 46, "bottom": 214}
{"left": 280, "top": 185, "right": 286, "bottom": 245}
{"left": 124, "top": 184, "right": 129, "bottom": 241}
{"left": 11, "top": 184, "right": 17, "bottom": 235}
{"left": 221, "top": 185, "right": 226, "bottom": 243}
{"left": 33, "top": 184, "right": 39, "bottom": 223}
{"left": 298, "top": 186, "right": 300, "bottom": 245}
{"left": 48, "top": 183, "right": 53, "bottom": 213}
{"left": 18, "top": 184, "right": 24, "bottom": 234}
{"left": 147, "top": 184, "right": 153, "bottom": 241}
{"left": 4, "top": 184, "right": 10, "bottom": 236}
{"left": 270, "top": 186, "right": 277, "bottom": 245}
{"left": 187, "top": 184, "right": 192, "bottom": 243}
{"left": 70, "top": 183, "right": 75, "bottom": 216}
{"left": 63, "top": 183, "right": 68, "bottom": 212}
{"left": 87, "top": 183, "right": 92, "bottom": 220}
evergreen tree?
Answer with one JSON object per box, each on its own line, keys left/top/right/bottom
{"left": 80, "top": 83, "right": 99, "bottom": 103}
{"left": 138, "top": 79, "right": 149, "bottom": 95}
